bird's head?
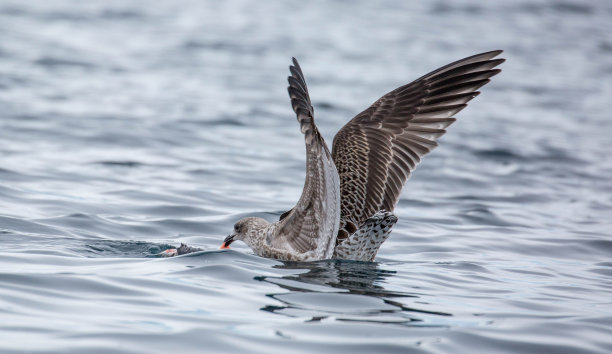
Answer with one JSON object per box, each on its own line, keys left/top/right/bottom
{"left": 220, "top": 217, "right": 269, "bottom": 249}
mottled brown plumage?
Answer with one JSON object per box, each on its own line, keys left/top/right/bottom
{"left": 220, "top": 58, "right": 341, "bottom": 261}
{"left": 271, "top": 58, "right": 340, "bottom": 259}
{"left": 208, "top": 51, "right": 504, "bottom": 261}
{"left": 332, "top": 50, "right": 504, "bottom": 244}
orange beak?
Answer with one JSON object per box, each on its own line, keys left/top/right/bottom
{"left": 220, "top": 234, "right": 235, "bottom": 249}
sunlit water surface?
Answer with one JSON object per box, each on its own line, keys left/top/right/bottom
{"left": 1, "top": 0, "right": 611, "bottom": 353}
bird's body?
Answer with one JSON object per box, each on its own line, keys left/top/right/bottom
{"left": 192, "top": 51, "right": 504, "bottom": 262}
{"left": 223, "top": 211, "right": 397, "bottom": 262}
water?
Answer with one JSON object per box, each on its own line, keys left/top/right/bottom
{"left": 1, "top": 0, "right": 611, "bottom": 352}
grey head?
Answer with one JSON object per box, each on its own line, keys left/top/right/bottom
{"left": 221, "top": 217, "right": 269, "bottom": 250}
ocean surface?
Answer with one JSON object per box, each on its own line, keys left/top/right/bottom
{"left": 1, "top": 0, "right": 611, "bottom": 353}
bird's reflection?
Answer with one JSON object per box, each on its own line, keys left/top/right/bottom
{"left": 256, "top": 260, "right": 451, "bottom": 326}
{"left": 267, "top": 260, "right": 404, "bottom": 297}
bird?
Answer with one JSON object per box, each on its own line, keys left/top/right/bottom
{"left": 167, "top": 50, "right": 504, "bottom": 261}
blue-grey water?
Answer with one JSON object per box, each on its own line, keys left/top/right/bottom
{"left": 1, "top": 0, "right": 611, "bottom": 353}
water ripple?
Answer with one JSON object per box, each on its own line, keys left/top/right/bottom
{"left": 1, "top": 0, "right": 612, "bottom": 352}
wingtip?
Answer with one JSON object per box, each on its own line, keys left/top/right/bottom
{"left": 482, "top": 49, "right": 503, "bottom": 57}
{"left": 289, "top": 57, "right": 302, "bottom": 78}
{"left": 489, "top": 59, "right": 505, "bottom": 72}
{"left": 476, "top": 49, "right": 504, "bottom": 62}
{"left": 490, "top": 50, "right": 505, "bottom": 64}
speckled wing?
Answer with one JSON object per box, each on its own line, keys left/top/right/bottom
{"left": 271, "top": 58, "right": 341, "bottom": 260}
{"left": 332, "top": 50, "right": 504, "bottom": 237}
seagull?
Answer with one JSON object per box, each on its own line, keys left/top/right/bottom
{"left": 168, "top": 50, "right": 504, "bottom": 261}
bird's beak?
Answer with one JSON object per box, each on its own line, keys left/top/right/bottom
{"left": 220, "top": 234, "right": 235, "bottom": 249}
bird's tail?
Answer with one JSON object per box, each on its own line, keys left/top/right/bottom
{"left": 332, "top": 211, "right": 397, "bottom": 261}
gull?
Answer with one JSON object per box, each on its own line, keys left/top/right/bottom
{"left": 169, "top": 50, "right": 504, "bottom": 261}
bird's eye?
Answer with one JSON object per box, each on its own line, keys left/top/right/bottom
{"left": 234, "top": 224, "right": 239, "bottom": 232}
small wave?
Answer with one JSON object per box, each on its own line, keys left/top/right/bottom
{"left": 94, "top": 160, "right": 145, "bottom": 167}
{"left": 34, "top": 57, "right": 95, "bottom": 69}
{"left": 474, "top": 148, "right": 525, "bottom": 161}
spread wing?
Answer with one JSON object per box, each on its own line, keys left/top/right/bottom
{"left": 271, "top": 58, "right": 340, "bottom": 259}
{"left": 332, "top": 50, "right": 504, "bottom": 236}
